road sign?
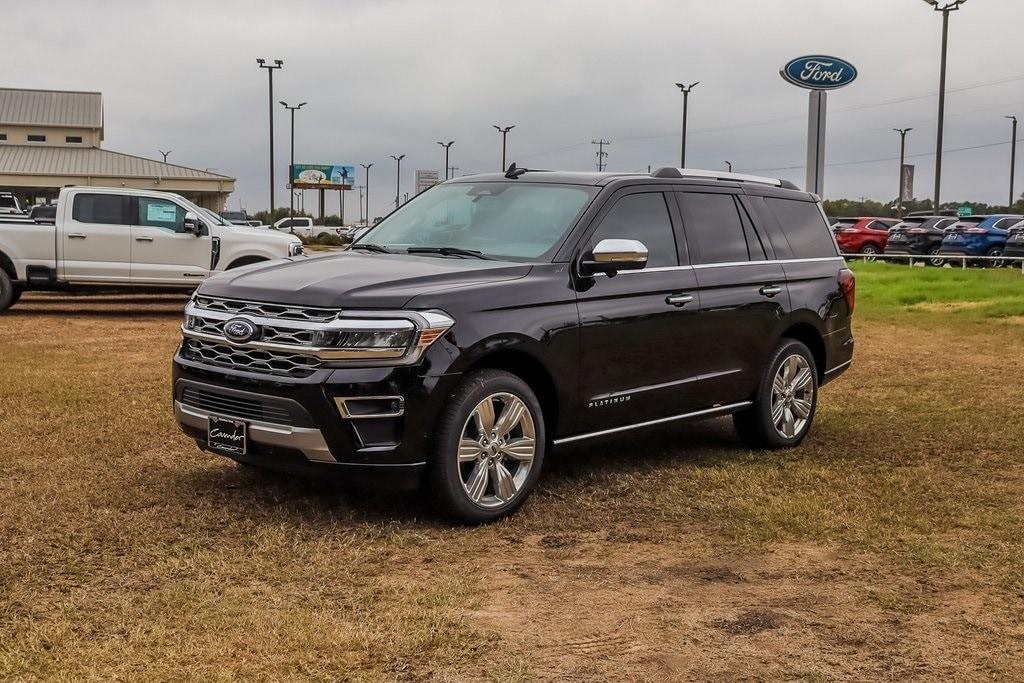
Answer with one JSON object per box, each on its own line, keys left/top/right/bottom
{"left": 415, "top": 170, "right": 440, "bottom": 195}
{"left": 957, "top": 206, "right": 973, "bottom": 218}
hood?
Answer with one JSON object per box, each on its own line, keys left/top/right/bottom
{"left": 223, "top": 224, "right": 300, "bottom": 242}
{"left": 198, "top": 251, "right": 532, "bottom": 308}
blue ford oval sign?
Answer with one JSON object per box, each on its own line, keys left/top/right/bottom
{"left": 780, "top": 55, "right": 857, "bottom": 90}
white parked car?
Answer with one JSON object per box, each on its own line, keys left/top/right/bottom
{"left": 0, "top": 186, "right": 304, "bottom": 313}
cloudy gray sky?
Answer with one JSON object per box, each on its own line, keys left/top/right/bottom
{"left": 5, "top": 0, "right": 1022, "bottom": 216}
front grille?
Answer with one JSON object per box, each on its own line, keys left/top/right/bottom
{"left": 189, "top": 317, "right": 316, "bottom": 346}
{"left": 194, "top": 296, "right": 339, "bottom": 322}
{"left": 181, "top": 338, "right": 321, "bottom": 378}
{"left": 180, "top": 387, "right": 294, "bottom": 424}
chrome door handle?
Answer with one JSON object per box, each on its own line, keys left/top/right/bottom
{"left": 135, "top": 236, "right": 154, "bottom": 242}
{"left": 665, "top": 294, "right": 694, "bottom": 307}
{"left": 67, "top": 233, "right": 86, "bottom": 239}
{"left": 759, "top": 284, "right": 783, "bottom": 298}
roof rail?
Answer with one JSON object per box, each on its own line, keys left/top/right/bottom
{"left": 651, "top": 167, "right": 800, "bottom": 190}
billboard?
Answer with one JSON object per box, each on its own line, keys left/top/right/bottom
{"left": 415, "top": 170, "right": 440, "bottom": 195}
{"left": 900, "top": 164, "right": 914, "bottom": 202}
{"left": 290, "top": 164, "right": 355, "bottom": 190}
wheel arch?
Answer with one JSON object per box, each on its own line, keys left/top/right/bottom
{"left": 779, "top": 322, "right": 826, "bottom": 383}
{"left": 225, "top": 255, "right": 270, "bottom": 270}
{"left": 461, "top": 346, "right": 561, "bottom": 441}
{"left": 0, "top": 249, "right": 16, "bottom": 280}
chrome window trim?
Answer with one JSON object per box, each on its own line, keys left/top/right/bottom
{"left": 598, "top": 256, "right": 845, "bottom": 276}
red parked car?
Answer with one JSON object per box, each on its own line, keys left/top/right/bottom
{"left": 831, "top": 217, "right": 900, "bottom": 256}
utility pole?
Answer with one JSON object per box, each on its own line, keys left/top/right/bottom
{"left": 360, "top": 163, "right": 374, "bottom": 225}
{"left": 356, "top": 185, "right": 365, "bottom": 224}
{"left": 924, "top": 0, "right": 966, "bottom": 212}
{"left": 448, "top": 165, "right": 459, "bottom": 178}
{"left": 158, "top": 149, "right": 171, "bottom": 163}
{"left": 256, "top": 58, "right": 283, "bottom": 212}
{"left": 674, "top": 81, "right": 699, "bottom": 167}
{"left": 280, "top": 101, "right": 306, "bottom": 221}
{"left": 437, "top": 140, "right": 455, "bottom": 179}
{"left": 894, "top": 128, "right": 913, "bottom": 215}
{"left": 724, "top": 160, "right": 733, "bottom": 172}
{"left": 591, "top": 139, "right": 610, "bottom": 172}
{"left": 493, "top": 125, "right": 515, "bottom": 170}
{"left": 1007, "top": 115, "right": 1018, "bottom": 210}
{"left": 390, "top": 154, "right": 405, "bottom": 209}
{"left": 340, "top": 188, "right": 346, "bottom": 224}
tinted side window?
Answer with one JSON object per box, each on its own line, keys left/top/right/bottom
{"left": 994, "top": 218, "right": 1018, "bottom": 229}
{"left": 589, "top": 193, "right": 678, "bottom": 268}
{"left": 678, "top": 192, "right": 751, "bottom": 264}
{"left": 137, "top": 197, "right": 186, "bottom": 232}
{"left": 765, "top": 198, "right": 837, "bottom": 258}
{"left": 72, "top": 194, "right": 129, "bottom": 225}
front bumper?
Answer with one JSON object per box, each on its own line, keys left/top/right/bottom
{"left": 172, "top": 350, "right": 461, "bottom": 483}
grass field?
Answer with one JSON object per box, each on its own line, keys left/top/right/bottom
{"left": 2, "top": 263, "right": 1024, "bottom": 680}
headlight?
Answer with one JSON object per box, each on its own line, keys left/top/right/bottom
{"left": 288, "top": 242, "right": 304, "bottom": 256}
{"left": 311, "top": 311, "right": 454, "bottom": 365}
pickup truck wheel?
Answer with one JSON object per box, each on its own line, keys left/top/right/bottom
{"left": 428, "top": 369, "right": 546, "bottom": 524}
{"left": 0, "top": 270, "right": 17, "bottom": 313}
{"left": 733, "top": 339, "right": 818, "bottom": 449}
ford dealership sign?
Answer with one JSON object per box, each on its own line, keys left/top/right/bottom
{"left": 780, "top": 55, "right": 857, "bottom": 90}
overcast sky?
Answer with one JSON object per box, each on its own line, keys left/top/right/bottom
{"left": 4, "top": 0, "right": 1022, "bottom": 216}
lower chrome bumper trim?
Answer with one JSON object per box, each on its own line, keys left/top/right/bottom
{"left": 175, "top": 400, "right": 337, "bottom": 463}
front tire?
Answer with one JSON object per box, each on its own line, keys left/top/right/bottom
{"left": 734, "top": 339, "right": 818, "bottom": 449}
{"left": 985, "top": 247, "right": 1005, "bottom": 268}
{"left": 0, "top": 270, "right": 17, "bottom": 313}
{"left": 427, "top": 369, "right": 546, "bottom": 524}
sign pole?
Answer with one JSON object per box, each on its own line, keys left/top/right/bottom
{"left": 805, "top": 90, "right": 827, "bottom": 196}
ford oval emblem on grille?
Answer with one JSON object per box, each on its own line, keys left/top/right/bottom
{"left": 223, "top": 317, "right": 260, "bottom": 343}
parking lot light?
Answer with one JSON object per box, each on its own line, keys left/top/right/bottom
{"left": 923, "top": 0, "right": 967, "bottom": 212}
{"left": 1006, "top": 115, "right": 1017, "bottom": 211}
{"left": 674, "top": 81, "right": 699, "bottom": 167}
{"left": 437, "top": 141, "right": 455, "bottom": 180}
{"left": 894, "top": 128, "right": 913, "bottom": 214}
{"left": 280, "top": 101, "right": 307, "bottom": 221}
{"left": 390, "top": 155, "right": 405, "bottom": 210}
{"left": 257, "top": 58, "right": 284, "bottom": 212}
{"left": 492, "top": 126, "right": 515, "bottom": 171}
{"left": 361, "top": 163, "right": 374, "bottom": 225}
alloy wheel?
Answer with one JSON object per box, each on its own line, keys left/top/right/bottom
{"left": 861, "top": 245, "right": 878, "bottom": 262}
{"left": 457, "top": 392, "right": 536, "bottom": 509}
{"left": 770, "top": 354, "right": 814, "bottom": 439}
{"left": 929, "top": 247, "right": 945, "bottom": 267}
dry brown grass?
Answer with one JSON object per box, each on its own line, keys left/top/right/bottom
{"left": 2, "top": 288, "right": 1024, "bottom": 681}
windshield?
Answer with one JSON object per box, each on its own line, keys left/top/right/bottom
{"left": 355, "top": 182, "right": 598, "bottom": 261}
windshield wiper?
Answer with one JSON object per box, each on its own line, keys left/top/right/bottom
{"left": 406, "top": 246, "right": 493, "bottom": 260}
{"left": 351, "top": 243, "right": 392, "bottom": 254}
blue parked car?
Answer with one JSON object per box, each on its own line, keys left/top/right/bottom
{"left": 938, "top": 214, "right": 1023, "bottom": 267}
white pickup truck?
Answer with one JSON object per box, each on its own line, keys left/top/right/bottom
{"left": 0, "top": 186, "right": 304, "bottom": 313}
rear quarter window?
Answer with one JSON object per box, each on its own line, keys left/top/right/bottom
{"left": 764, "top": 198, "right": 838, "bottom": 259}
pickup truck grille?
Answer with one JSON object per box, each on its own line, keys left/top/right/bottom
{"left": 194, "top": 295, "right": 338, "bottom": 323}
{"left": 180, "top": 338, "right": 321, "bottom": 378}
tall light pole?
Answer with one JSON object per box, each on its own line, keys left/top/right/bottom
{"left": 280, "top": 101, "right": 306, "bottom": 221}
{"left": 894, "top": 128, "right": 913, "bottom": 214}
{"left": 356, "top": 185, "right": 365, "bottom": 225}
{"left": 437, "top": 141, "right": 455, "bottom": 179}
{"left": 493, "top": 125, "right": 515, "bottom": 170}
{"left": 724, "top": 160, "right": 733, "bottom": 172}
{"left": 674, "top": 81, "right": 699, "bottom": 167}
{"left": 256, "top": 58, "right": 284, "bottom": 212}
{"left": 1007, "top": 115, "right": 1018, "bottom": 210}
{"left": 158, "top": 149, "right": 171, "bottom": 163}
{"left": 361, "top": 163, "right": 374, "bottom": 225}
{"left": 390, "top": 154, "right": 405, "bottom": 209}
{"left": 924, "top": 0, "right": 966, "bottom": 212}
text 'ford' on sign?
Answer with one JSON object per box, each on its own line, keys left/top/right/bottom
{"left": 780, "top": 55, "right": 857, "bottom": 90}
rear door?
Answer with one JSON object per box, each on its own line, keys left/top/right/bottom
{"left": 575, "top": 188, "right": 705, "bottom": 432}
{"left": 61, "top": 192, "right": 132, "bottom": 282}
{"left": 130, "top": 196, "right": 211, "bottom": 284}
{"left": 675, "top": 189, "right": 789, "bottom": 406}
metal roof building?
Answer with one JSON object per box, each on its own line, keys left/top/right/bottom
{"left": 0, "top": 87, "right": 235, "bottom": 210}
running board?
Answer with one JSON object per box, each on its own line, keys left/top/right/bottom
{"left": 553, "top": 401, "right": 753, "bottom": 446}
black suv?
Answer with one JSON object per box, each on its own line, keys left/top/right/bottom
{"left": 173, "top": 167, "right": 855, "bottom": 523}
{"left": 884, "top": 215, "right": 958, "bottom": 265}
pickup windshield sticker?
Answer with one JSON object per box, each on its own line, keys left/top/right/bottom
{"left": 147, "top": 202, "right": 178, "bottom": 223}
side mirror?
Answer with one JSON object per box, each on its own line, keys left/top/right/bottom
{"left": 581, "top": 238, "right": 649, "bottom": 275}
{"left": 183, "top": 211, "right": 205, "bottom": 236}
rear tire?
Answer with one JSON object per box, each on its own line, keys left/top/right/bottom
{"left": 734, "top": 339, "right": 818, "bottom": 449}
{"left": 0, "top": 270, "right": 17, "bottom": 313}
{"left": 859, "top": 244, "right": 879, "bottom": 261}
{"left": 927, "top": 246, "right": 945, "bottom": 267}
{"left": 427, "top": 369, "right": 546, "bottom": 524}
{"left": 985, "top": 247, "right": 1005, "bottom": 268}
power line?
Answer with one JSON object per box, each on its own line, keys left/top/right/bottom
{"left": 741, "top": 137, "right": 1024, "bottom": 174}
